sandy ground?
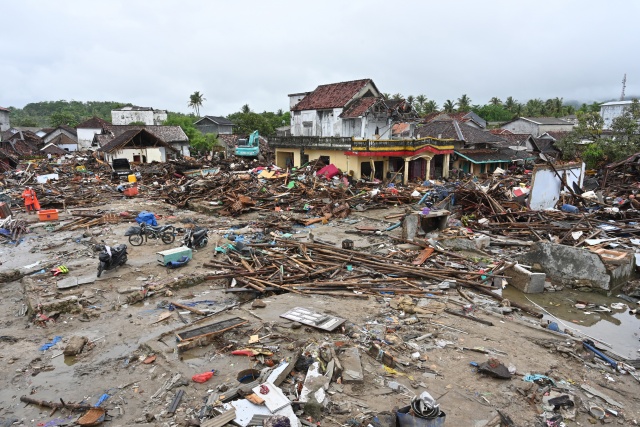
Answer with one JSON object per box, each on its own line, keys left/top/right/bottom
{"left": 1, "top": 198, "right": 639, "bottom": 427}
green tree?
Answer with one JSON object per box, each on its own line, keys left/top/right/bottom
{"left": 457, "top": 94, "right": 472, "bottom": 112}
{"left": 241, "top": 104, "right": 251, "bottom": 114}
{"left": 391, "top": 93, "right": 403, "bottom": 101}
{"left": 227, "top": 111, "right": 272, "bottom": 136}
{"left": 414, "top": 94, "right": 427, "bottom": 115}
{"left": 443, "top": 100, "right": 456, "bottom": 113}
{"left": 504, "top": 96, "right": 517, "bottom": 113}
{"left": 164, "top": 113, "right": 212, "bottom": 155}
{"left": 556, "top": 111, "right": 604, "bottom": 165}
{"left": 489, "top": 97, "right": 502, "bottom": 106}
{"left": 191, "top": 132, "right": 220, "bottom": 154}
{"left": 523, "top": 99, "right": 544, "bottom": 116}
{"left": 381, "top": 93, "right": 391, "bottom": 100}
{"left": 49, "top": 111, "right": 78, "bottom": 127}
{"left": 472, "top": 104, "right": 514, "bottom": 122}
{"left": 188, "top": 91, "right": 206, "bottom": 116}
{"left": 424, "top": 100, "right": 438, "bottom": 114}
{"left": 406, "top": 95, "right": 415, "bottom": 106}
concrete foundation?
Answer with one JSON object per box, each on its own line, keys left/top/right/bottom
{"left": 402, "top": 210, "right": 450, "bottom": 240}
{"left": 506, "top": 264, "right": 546, "bottom": 294}
{"left": 518, "top": 242, "right": 635, "bottom": 293}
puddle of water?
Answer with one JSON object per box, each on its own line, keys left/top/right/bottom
{"left": 64, "top": 355, "right": 78, "bottom": 366}
{"left": 504, "top": 287, "right": 640, "bottom": 360}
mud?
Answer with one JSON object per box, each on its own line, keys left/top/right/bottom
{"left": 1, "top": 198, "right": 639, "bottom": 426}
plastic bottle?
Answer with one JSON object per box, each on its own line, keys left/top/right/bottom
{"left": 192, "top": 370, "right": 216, "bottom": 383}
{"left": 561, "top": 204, "right": 579, "bottom": 214}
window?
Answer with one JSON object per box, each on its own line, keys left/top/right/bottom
{"left": 319, "top": 156, "right": 330, "bottom": 165}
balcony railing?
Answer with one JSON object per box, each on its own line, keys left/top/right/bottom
{"left": 269, "top": 136, "right": 352, "bottom": 150}
{"left": 269, "top": 136, "right": 455, "bottom": 152}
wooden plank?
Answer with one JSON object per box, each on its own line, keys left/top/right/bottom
{"left": 171, "top": 301, "right": 206, "bottom": 316}
{"left": 176, "top": 317, "right": 248, "bottom": 353}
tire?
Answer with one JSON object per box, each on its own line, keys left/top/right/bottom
{"left": 97, "top": 262, "right": 105, "bottom": 278}
{"left": 198, "top": 238, "right": 208, "bottom": 248}
{"left": 129, "top": 234, "right": 143, "bottom": 246}
{"left": 120, "top": 255, "right": 128, "bottom": 266}
{"left": 161, "top": 232, "right": 175, "bottom": 244}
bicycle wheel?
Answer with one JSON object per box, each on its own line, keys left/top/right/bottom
{"left": 161, "top": 232, "right": 175, "bottom": 244}
{"left": 129, "top": 234, "right": 143, "bottom": 246}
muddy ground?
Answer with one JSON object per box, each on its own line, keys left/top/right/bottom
{"left": 1, "top": 197, "right": 639, "bottom": 427}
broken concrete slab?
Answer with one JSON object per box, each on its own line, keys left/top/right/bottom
{"left": 439, "top": 235, "right": 490, "bottom": 252}
{"left": 56, "top": 275, "right": 96, "bottom": 290}
{"left": 299, "top": 362, "right": 328, "bottom": 404}
{"left": 64, "top": 336, "right": 88, "bottom": 356}
{"left": 224, "top": 398, "right": 300, "bottom": 427}
{"left": 506, "top": 264, "right": 546, "bottom": 294}
{"left": 518, "top": 242, "right": 634, "bottom": 292}
{"left": 339, "top": 347, "right": 364, "bottom": 383}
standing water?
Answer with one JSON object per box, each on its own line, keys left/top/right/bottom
{"left": 503, "top": 287, "right": 640, "bottom": 360}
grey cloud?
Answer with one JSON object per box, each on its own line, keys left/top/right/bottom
{"left": 2, "top": 0, "right": 639, "bottom": 114}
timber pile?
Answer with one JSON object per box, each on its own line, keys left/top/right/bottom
{"left": 205, "top": 239, "right": 541, "bottom": 317}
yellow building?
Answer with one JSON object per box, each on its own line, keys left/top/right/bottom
{"left": 272, "top": 136, "right": 454, "bottom": 184}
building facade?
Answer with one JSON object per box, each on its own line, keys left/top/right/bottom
{"left": 111, "top": 106, "right": 167, "bottom": 125}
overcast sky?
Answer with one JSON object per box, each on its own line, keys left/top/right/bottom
{"left": 2, "top": 1, "right": 638, "bottom": 116}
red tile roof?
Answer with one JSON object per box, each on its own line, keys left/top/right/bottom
{"left": 392, "top": 123, "right": 411, "bottom": 136}
{"left": 0, "top": 106, "right": 9, "bottom": 112}
{"left": 77, "top": 116, "right": 110, "bottom": 129}
{"left": 292, "top": 79, "right": 373, "bottom": 111}
{"left": 339, "top": 97, "right": 378, "bottom": 118}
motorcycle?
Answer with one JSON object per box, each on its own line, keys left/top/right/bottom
{"left": 183, "top": 226, "right": 209, "bottom": 249}
{"left": 96, "top": 243, "right": 128, "bottom": 277}
{"left": 125, "top": 222, "right": 175, "bottom": 246}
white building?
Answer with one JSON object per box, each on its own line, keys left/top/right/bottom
{"left": 500, "top": 117, "right": 574, "bottom": 137}
{"left": 97, "top": 128, "right": 178, "bottom": 163}
{"left": 94, "top": 124, "right": 190, "bottom": 157}
{"left": 290, "top": 79, "right": 392, "bottom": 139}
{"left": 76, "top": 117, "right": 110, "bottom": 150}
{"left": 0, "top": 107, "right": 10, "bottom": 132}
{"left": 600, "top": 100, "right": 638, "bottom": 129}
{"left": 111, "top": 106, "right": 167, "bottom": 126}
{"left": 42, "top": 126, "right": 79, "bottom": 152}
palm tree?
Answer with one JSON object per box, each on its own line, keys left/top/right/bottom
{"left": 457, "top": 94, "right": 472, "bottom": 112}
{"left": 415, "top": 94, "right": 427, "bottom": 113}
{"left": 553, "top": 97, "right": 564, "bottom": 116}
{"left": 524, "top": 99, "right": 544, "bottom": 116}
{"left": 443, "top": 100, "right": 456, "bottom": 113}
{"left": 188, "top": 91, "right": 206, "bottom": 116}
{"left": 391, "top": 93, "right": 403, "bottom": 101}
{"left": 407, "top": 95, "right": 415, "bottom": 106}
{"left": 504, "top": 96, "right": 517, "bottom": 113}
{"left": 424, "top": 100, "right": 439, "bottom": 114}
{"left": 381, "top": 93, "right": 391, "bottom": 100}
{"left": 489, "top": 97, "right": 502, "bottom": 106}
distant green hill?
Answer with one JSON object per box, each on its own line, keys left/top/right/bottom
{"left": 7, "top": 100, "right": 129, "bottom": 127}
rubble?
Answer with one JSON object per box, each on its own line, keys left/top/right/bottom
{"left": 1, "top": 152, "right": 640, "bottom": 426}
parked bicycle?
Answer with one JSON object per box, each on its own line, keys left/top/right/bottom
{"left": 125, "top": 222, "right": 175, "bottom": 246}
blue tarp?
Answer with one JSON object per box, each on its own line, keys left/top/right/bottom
{"left": 136, "top": 211, "right": 157, "bottom": 226}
